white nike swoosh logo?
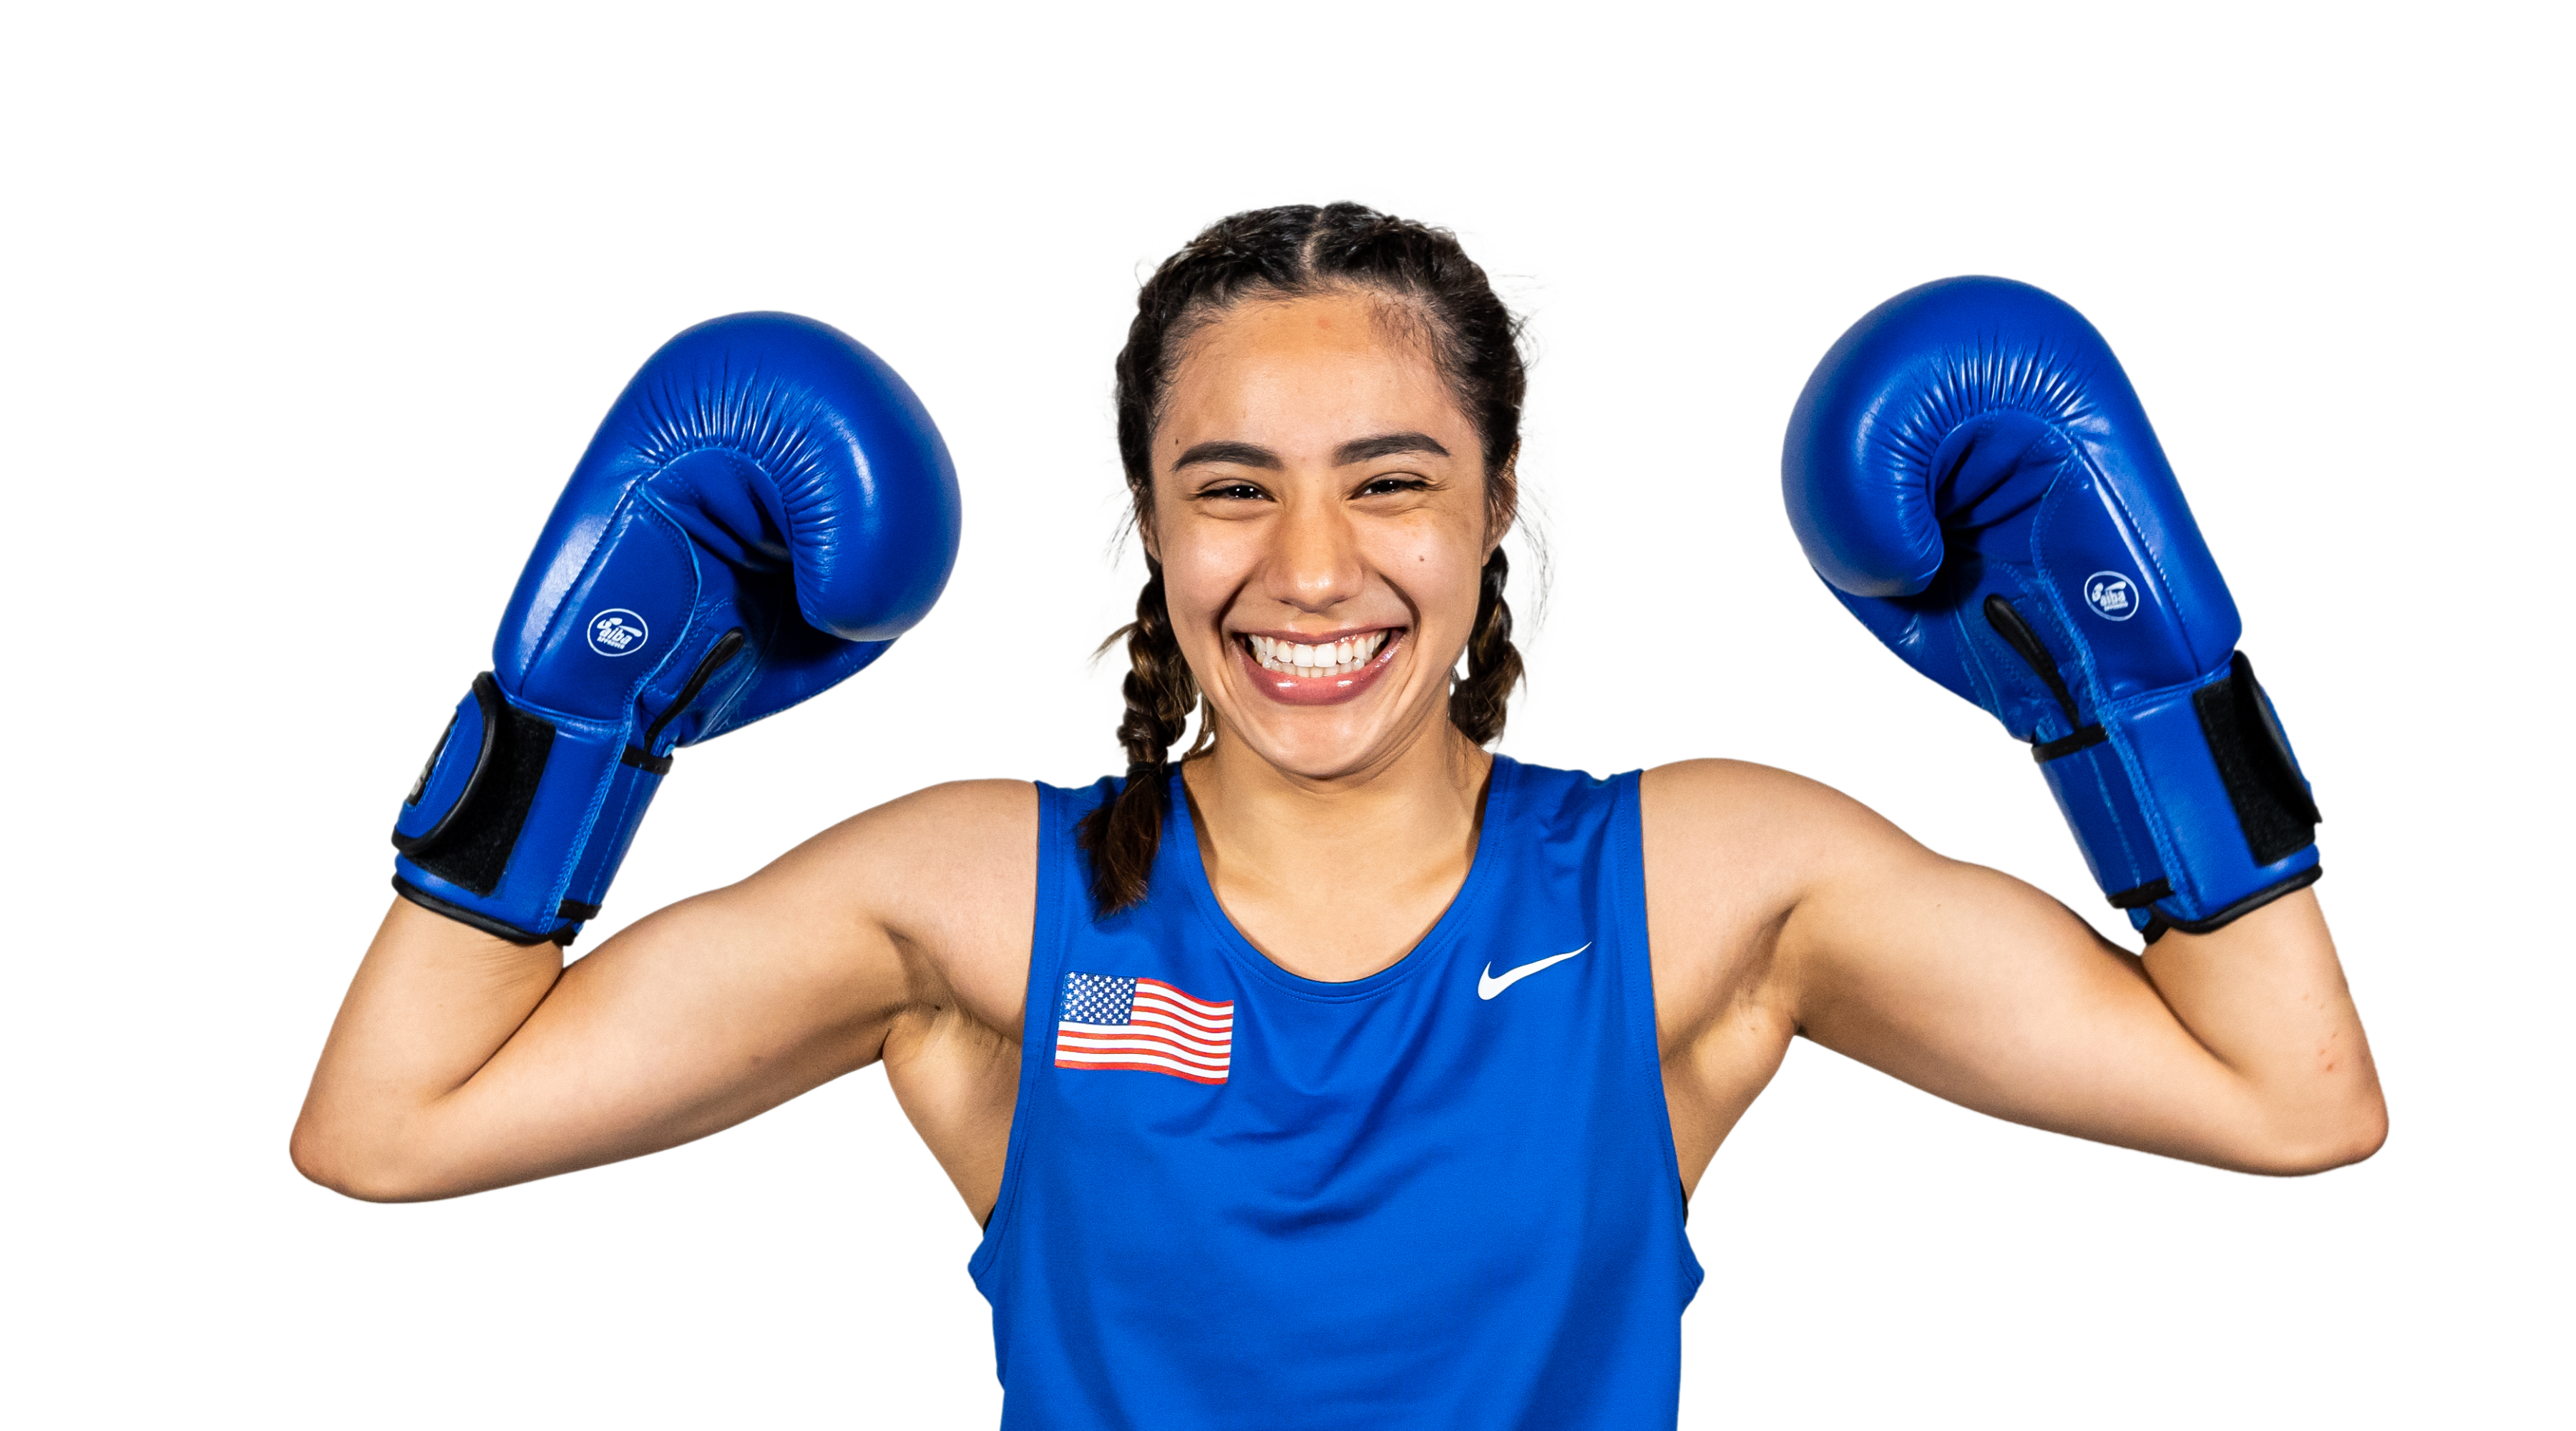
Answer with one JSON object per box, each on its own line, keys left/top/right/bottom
{"left": 1478, "top": 943, "right": 1591, "bottom": 1000}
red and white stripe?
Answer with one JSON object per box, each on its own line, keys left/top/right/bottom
{"left": 1056, "top": 977, "right": 1234, "bottom": 1085}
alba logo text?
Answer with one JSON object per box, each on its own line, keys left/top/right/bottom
{"left": 2082, "top": 572, "right": 2140, "bottom": 622}
{"left": 587, "top": 609, "right": 650, "bottom": 656}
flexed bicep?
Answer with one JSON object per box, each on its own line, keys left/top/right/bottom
{"left": 1782, "top": 798, "right": 2376, "bottom": 1175}
{"left": 1643, "top": 761, "right": 2235, "bottom": 1176}
{"left": 298, "top": 781, "right": 1033, "bottom": 1202}
{"left": 1784, "top": 831, "right": 2227, "bottom": 1162}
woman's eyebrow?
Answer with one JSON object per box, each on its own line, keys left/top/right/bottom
{"left": 1174, "top": 433, "right": 1450, "bottom": 470}
{"left": 1335, "top": 432, "right": 1450, "bottom": 464}
{"left": 1174, "top": 440, "right": 1279, "bottom": 470}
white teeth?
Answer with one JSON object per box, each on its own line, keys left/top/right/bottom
{"left": 1244, "top": 630, "right": 1395, "bottom": 675}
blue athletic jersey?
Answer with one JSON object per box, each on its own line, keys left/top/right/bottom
{"left": 970, "top": 757, "right": 1703, "bottom": 1428}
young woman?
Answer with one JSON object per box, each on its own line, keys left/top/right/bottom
{"left": 297, "top": 204, "right": 2384, "bottom": 1427}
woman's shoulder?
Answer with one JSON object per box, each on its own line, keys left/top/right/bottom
{"left": 785, "top": 774, "right": 1141, "bottom": 907}
{"left": 1640, "top": 756, "right": 1833, "bottom": 805}
{"left": 866, "top": 776, "right": 1046, "bottom": 836}
{"left": 771, "top": 778, "right": 1043, "bottom": 913}
{"left": 1637, "top": 757, "right": 1912, "bottom": 877}
{"left": 758, "top": 778, "right": 1046, "bottom": 1000}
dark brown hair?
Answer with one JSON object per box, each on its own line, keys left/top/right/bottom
{"left": 1078, "top": 202, "right": 1529, "bottom": 916}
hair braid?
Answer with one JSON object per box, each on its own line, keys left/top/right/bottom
{"left": 1449, "top": 548, "right": 1523, "bottom": 745}
{"left": 1076, "top": 560, "right": 1200, "bottom": 914}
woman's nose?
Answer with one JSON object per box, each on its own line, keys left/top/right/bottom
{"left": 1267, "top": 497, "right": 1364, "bottom": 612}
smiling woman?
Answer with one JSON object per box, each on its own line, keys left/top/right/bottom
{"left": 295, "top": 202, "right": 2383, "bottom": 1431}
{"left": 1082, "top": 202, "right": 1528, "bottom": 916}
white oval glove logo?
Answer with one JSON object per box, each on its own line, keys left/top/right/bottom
{"left": 2082, "top": 572, "right": 2140, "bottom": 621}
{"left": 587, "top": 608, "right": 650, "bottom": 655}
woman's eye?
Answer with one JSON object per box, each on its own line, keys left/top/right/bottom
{"left": 1199, "top": 482, "right": 1269, "bottom": 502}
{"left": 1359, "top": 476, "right": 1428, "bottom": 497}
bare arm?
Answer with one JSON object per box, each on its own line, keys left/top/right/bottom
{"left": 1647, "top": 761, "right": 2384, "bottom": 1179}
{"left": 292, "top": 780, "right": 1035, "bottom": 1203}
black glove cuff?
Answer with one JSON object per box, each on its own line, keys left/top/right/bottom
{"left": 2139, "top": 863, "right": 2324, "bottom": 942}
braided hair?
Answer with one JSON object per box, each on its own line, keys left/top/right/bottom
{"left": 1079, "top": 202, "right": 1530, "bottom": 916}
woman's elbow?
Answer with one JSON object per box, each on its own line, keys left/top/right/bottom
{"left": 2311, "top": 1095, "right": 2392, "bottom": 1172}
{"left": 289, "top": 1113, "right": 449, "bottom": 1203}
{"left": 2240, "top": 1094, "right": 2389, "bottom": 1176}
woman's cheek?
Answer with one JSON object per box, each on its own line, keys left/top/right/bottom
{"left": 1375, "top": 535, "right": 1477, "bottom": 627}
{"left": 1161, "top": 544, "right": 1246, "bottom": 634}
{"left": 1164, "top": 550, "right": 1252, "bottom": 669}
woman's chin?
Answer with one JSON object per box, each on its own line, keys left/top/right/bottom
{"left": 1188, "top": 627, "right": 1487, "bottom": 783}
{"left": 1205, "top": 675, "right": 1451, "bottom": 783}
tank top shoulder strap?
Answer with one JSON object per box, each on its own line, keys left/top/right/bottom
{"left": 1030, "top": 775, "right": 1116, "bottom": 938}
{"left": 971, "top": 776, "right": 1115, "bottom": 1267}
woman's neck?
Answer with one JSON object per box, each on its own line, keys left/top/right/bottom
{"left": 1180, "top": 719, "right": 1493, "bottom": 983}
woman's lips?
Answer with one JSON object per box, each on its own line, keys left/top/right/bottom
{"left": 1234, "top": 629, "right": 1403, "bottom": 706}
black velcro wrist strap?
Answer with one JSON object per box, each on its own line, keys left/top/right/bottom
{"left": 391, "top": 673, "right": 557, "bottom": 897}
{"left": 2192, "top": 652, "right": 2321, "bottom": 866}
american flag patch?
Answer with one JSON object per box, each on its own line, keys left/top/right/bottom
{"left": 1055, "top": 972, "right": 1234, "bottom": 1085}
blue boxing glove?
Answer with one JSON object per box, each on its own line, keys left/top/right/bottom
{"left": 1783, "top": 278, "right": 2318, "bottom": 939}
{"left": 392, "top": 313, "right": 961, "bottom": 944}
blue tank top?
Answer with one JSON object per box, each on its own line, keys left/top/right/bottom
{"left": 969, "top": 756, "right": 1702, "bottom": 1428}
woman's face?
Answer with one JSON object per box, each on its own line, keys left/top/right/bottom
{"left": 1148, "top": 290, "right": 1500, "bottom": 781}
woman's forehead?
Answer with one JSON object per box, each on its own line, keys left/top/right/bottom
{"left": 1159, "top": 293, "right": 1470, "bottom": 460}
{"left": 1179, "top": 288, "right": 1433, "bottom": 364}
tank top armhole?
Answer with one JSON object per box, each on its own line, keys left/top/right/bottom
{"left": 1608, "top": 769, "right": 1707, "bottom": 1295}
{"left": 967, "top": 779, "right": 1085, "bottom": 1288}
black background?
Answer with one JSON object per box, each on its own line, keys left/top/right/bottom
{"left": 176, "top": 151, "right": 2473, "bottom": 1410}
